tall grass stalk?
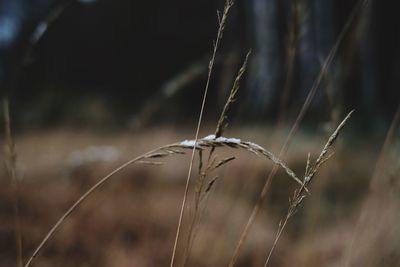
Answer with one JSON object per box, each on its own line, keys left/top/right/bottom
{"left": 227, "top": 1, "right": 367, "bottom": 266}
{"left": 182, "top": 50, "right": 251, "bottom": 267}
{"left": 3, "top": 99, "right": 23, "bottom": 267}
{"left": 169, "top": 1, "right": 233, "bottom": 266}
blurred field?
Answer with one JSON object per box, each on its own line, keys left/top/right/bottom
{"left": 1, "top": 0, "right": 399, "bottom": 266}
{"left": 1, "top": 126, "right": 398, "bottom": 267}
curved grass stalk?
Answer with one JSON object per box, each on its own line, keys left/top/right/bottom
{"left": 24, "top": 135, "right": 301, "bottom": 267}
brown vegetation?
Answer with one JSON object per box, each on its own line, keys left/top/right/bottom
{"left": 1, "top": 1, "right": 399, "bottom": 267}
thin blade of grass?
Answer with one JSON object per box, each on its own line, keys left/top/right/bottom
{"left": 3, "top": 98, "right": 23, "bottom": 267}
{"left": 169, "top": 1, "right": 234, "bottom": 266}
{"left": 181, "top": 50, "right": 260, "bottom": 266}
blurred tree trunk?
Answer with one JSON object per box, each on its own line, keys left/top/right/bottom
{"left": 298, "top": 0, "right": 335, "bottom": 104}
{"left": 244, "top": 0, "right": 400, "bottom": 125}
{"left": 246, "top": 0, "right": 282, "bottom": 115}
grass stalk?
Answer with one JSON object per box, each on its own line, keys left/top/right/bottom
{"left": 3, "top": 98, "right": 23, "bottom": 267}
{"left": 169, "top": 1, "right": 233, "bottom": 266}
{"left": 24, "top": 131, "right": 301, "bottom": 266}
{"left": 24, "top": 147, "right": 162, "bottom": 267}
{"left": 263, "top": 111, "right": 353, "bottom": 267}
{"left": 182, "top": 51, "right": 251, "bottom": 265}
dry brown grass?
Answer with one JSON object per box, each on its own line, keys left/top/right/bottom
{"left": 1, "top": 125, "right": 398, "bottom": 267}
{"left": 2, "top": 1, "right": 399, "bottom": 267}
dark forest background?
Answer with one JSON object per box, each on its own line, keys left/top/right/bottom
{"left": 0, "top": 0, "right": 399, "bottom": 132}
{"left": 1, "top": 2, "right": 400, "bottom": 267}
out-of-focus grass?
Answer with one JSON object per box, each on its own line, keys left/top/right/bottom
{"left": 1, "top": 126, "right": 397, "bottom": 267}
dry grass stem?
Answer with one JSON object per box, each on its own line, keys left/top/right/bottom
{"left": 3, "top": 99, "right": 23, "bottom": 267}
{"left": 170, "top": 1, "right": 233, "bottom": 266}
{"left": 24, "top": 147, "right": 166, "bottom": 267}
{"left": 182, "top": 50, "right": 251, "bottom": 266}
{"left": 24, "top": 132, "right": 303, "bottom": 267}
{"left": 263, "top": 111, "right": 353, "bottom": 267}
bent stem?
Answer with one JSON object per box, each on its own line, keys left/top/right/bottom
{"left": 25, "top": 134, "right": 299, "bottom": 267}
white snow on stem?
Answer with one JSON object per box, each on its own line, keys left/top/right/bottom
{"left": 180, "top": 140, "right": 197, "bottom": 147}
{"left": 215, "top": 137, "right": 241, "bottom": 144}
{"left": 180, "top": 135, "right": 242, "bottom": 147}
{"left": 202, "top": 134, "right": 216, "bottom": 140}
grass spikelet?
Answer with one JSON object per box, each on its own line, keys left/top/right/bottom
{"left": 215, "top": 50, "right": 251, "bottom": 138}
{"left": 263, "top": 110, "right": 353, "bottom": 267}
{"left": 180, "top": 25, "right": 251, "bottom": 267}
{"left": 176, "top": 136, "right": 303, "bottom": 186}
